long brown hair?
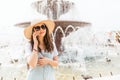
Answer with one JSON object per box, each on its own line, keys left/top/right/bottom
{"left": 30, "top": 24, "right": 54, "bottom": 53}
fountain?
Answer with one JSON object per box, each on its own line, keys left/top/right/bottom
{"left": 31, "top": 0, "right": 74, "bottom": 20}
{"left": 15, "top": 0, "right": 91, "bottom": 51}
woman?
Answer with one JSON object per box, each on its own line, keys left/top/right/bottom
{"left": 24, "top": 20, "right": 58, "bottom": 80}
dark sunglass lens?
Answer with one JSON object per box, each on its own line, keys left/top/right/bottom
{"left": 34, "top": 26, "right": 40, "bottom": 30}
{"left": 41, "top": 25, "right": 46, "bottom": 29}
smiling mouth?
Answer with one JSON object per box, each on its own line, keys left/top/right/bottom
{"left": 40, "top": 32, "right": 44, "bottom": 34}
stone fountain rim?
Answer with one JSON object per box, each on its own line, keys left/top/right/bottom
{"left": 54, "top": 20, "right": 90, "bottom": 23}
{"left": 15, "top": 20, "right": 91, "bottom": 27}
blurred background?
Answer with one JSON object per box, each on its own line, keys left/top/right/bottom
{"left": 0, "top": 0, "right": 120, "bottom": 80}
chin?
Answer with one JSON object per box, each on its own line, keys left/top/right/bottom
{"left": 39, "top": 34, "right": 45, "bottom": 37}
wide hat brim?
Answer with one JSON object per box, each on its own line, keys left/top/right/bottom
{"left": 24, "top": 20, "right": 55, "bottom": 40}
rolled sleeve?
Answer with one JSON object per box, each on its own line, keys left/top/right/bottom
{"left": 24, "top": 42, "right": 32, "bottom": 58}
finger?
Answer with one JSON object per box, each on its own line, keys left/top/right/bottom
{"left": 40, "top": 60, "right": 44, "bottom": 63}
{"left": 40, "top": 62, "right": 44, "bottom": 65}
{"left": 40, "top": 64, "right": 44, "bottom": 66}
{"left": 36, "top": 32, "right": 39, "bottom": 36}
{"left": 33, "top": 32, "right": 36, "bottom": 37}
{"left": 39, "top": 58, "right": 44, "bottom": 61}
{"left": 33, "top": 29, "right": 36, "bottom": 32}
{"left": 33, "top": 32, "right": 38, "bottom": 38}
{"left": 39, "top": 60, "right": 44, "bottom": 64}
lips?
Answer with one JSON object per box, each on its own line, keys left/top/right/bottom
{"left": 40, "top": 32, "right": 44, "bottom": 34}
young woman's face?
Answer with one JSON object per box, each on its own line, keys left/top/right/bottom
{"left": 33, "top": 23, "right": 47, "bottom": 37}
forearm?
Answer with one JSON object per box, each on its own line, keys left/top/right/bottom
{"left": 27, "top": 45, "right": 38, "bottom": 68}
{"left": 27, "top": 52, "right": 38, "bottom": 68}
{"left": 48, "top": 59, "right": 58, "bottom": 67}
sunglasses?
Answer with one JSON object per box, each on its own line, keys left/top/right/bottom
{"left": 33, "top": 24, "right": 46, "bottom": 31}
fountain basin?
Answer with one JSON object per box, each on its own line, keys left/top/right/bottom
{"left": 54, "top": 20, "right": 90, "bottom": 28}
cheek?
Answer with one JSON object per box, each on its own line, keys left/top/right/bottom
{"left": 43, "top": 31, "right": 46, "bottom": 36}
{"left": 44, "top": 30, "right": 46, "bottom": 34}
{"left": 37, "top": 31, "right": 40, "bottom": 33}
{"left": 41, "top": 30, "right": 46, "bottom": 36}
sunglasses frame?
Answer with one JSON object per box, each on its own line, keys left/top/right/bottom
{"left": 33, "top": 24, "right": 46, "bottom": 31}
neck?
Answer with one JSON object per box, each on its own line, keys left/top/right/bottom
{"left": 38, "top": 37, "right": 45, "bottom": 50}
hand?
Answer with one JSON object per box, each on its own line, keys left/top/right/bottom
{"left": 33, "top": 31, "right": 39, "bottom": 45}
{"left": 37, "top": 57, "right": 50, "bottom": 66}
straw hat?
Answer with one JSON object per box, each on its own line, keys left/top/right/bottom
{"left": 24, "top": 20, "right": 55, "bottom": 40}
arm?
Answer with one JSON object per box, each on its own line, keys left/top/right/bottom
{"left": 27, "top": 30, "right": 39, "bottom": 68}
{"left": 37, "top": 56, "right": 58, "bottom": 67}
{"left": 27, "top": 44, "right": 38, "bottom": 68}
{"left": 48, "top": 56, "right": 58, "bottom": 67}
{"left": 37, "top": 42, "right": 59, "bottom": 67}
